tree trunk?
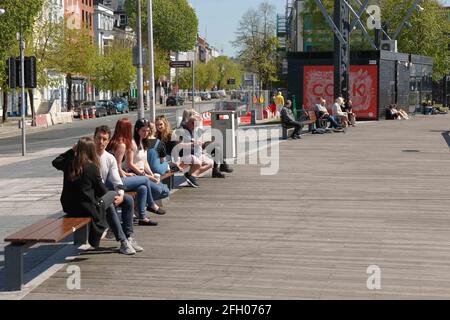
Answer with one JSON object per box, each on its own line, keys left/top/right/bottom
{"left": 67, "top": 74, "right": 73, "bottom": 110}
{"left": 2, "top": 91, "right": 8, "bottom": 123}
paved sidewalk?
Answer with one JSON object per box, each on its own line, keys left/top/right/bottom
{"left": 0, "top": 114, "right": 445, "bottom": 299}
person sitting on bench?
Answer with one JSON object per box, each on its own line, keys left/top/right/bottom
{"left": 180, "top": 109, "right": 233, "bottom": 178}
{"left": 343, "top": 99, "right": 357, "bottom": 127}
{"left": 280, "top": 99, "right": 303, "bottom": 140}
{"left": 332, "top": 97, "right": 349, "bottom": 128}
{"left": 94, "top": 125, "right": 143, "bottom": 253}
{"left": 52, "top": 137, "right": 137, "bottom": 255}
{"left": 315, "top": 97, "right": 341, "bottom": 129}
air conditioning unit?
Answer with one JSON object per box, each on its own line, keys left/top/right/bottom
{"left": 380, "top": 40, "right": 398, "bottom": 52}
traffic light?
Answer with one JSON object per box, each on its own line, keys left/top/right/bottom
{"left": 24, "top": 56, "right": 37, "bottom": 88}
{"left": 227, "top": 78, "right": 236, "bottom": 85}
{"left": 5, "top": 56, "right": 36, "bottom": 89}
{"left": 6, "top": 57, "right": 16, "bottom": 89}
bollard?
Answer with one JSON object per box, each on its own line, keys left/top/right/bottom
{"left": 79, "top": 108, "right": 85, "bottom": 120}
{"left": 91, "top": 107, "right": 96, "bottom": 119}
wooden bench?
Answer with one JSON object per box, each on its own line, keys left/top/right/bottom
{"left": 282, "top": 111, "right": 317, "bottom": 139}
{"left": 4, "top": 216, "right": 91, "bottom": 291}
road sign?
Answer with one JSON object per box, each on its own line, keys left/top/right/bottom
{"left": 253, "top": 96, "right": 258, "bottom": 104}
{"left": 227, "top": 78, "right": 236, "bottom": 85}
{"left": 259, "top": 95, "right": 264, "bottom": 104}
{"left": 169, "top": 60, "right": 192, "bottom": 68}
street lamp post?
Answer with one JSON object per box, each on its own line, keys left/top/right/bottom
{"left": 192, "top": 44, "right": 196, "bottom": 110}
{"left": 136, "top": 0, "right": 145, "bottom": 119}
{"left": 147, "top": 0, "right": 156, "bottom": 122}
{"left": 18, "top": 24, "right": 26, "bottom": 156}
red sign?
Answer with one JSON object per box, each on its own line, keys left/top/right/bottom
{"left": 303, "top": 65, "right": 378, "bottom": 119}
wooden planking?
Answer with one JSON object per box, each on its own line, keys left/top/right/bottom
{"left": 5, "top": 217, "right": 90, "bottom": 243}
{"left": 23, "top": 115, "right": 450, "bottom": 299}
{"left": 4, "top": 219, "right": 56, "bottom": 242}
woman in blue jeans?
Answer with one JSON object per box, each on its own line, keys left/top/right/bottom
{"left": 107, "top": 118, "right": 169, "bottom": 226}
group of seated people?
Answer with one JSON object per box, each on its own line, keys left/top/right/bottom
{"left": 386, "top": 104, "right": 410, "bottom": 120}
{"left": 279, "top": 96, "right": 357, "bottom": 139}
{"left": 52, "top": 110, "right": 233, "bottom": 256}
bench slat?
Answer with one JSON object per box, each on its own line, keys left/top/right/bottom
{"left": 5, "top": 217, "right": 91, "bottom": 243}
{"left": 4, "top": 219, "right": 57, "bottom": 243}
{"left": 39, "top": 218, "right": 91, "bottom": 243}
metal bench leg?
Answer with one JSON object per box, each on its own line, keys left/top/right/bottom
{"left": 282, "top": 127, "right": 288, "bottom": 140}
{"left": 74, "top": 224, "right": 89, "bottom": 246}
{"left": 5, "top": 244, "right": 25, "bottom": 291}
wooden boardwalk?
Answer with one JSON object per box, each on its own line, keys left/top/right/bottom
{"left": 24, "top": 115, "right": 450, "bottom": 299}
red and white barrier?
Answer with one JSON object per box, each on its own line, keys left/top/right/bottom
{"left": 33, "top": 114, "right": 48, "bottom": 127}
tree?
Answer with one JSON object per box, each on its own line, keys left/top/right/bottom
{"left": 232, "top": 2, "right": 278, "bottom": 90}
{"left": 380, "top": 0, "right": 450, "bottom": 80}
{"left": 124, "top": 0, "right": 198, "bottom": 84}
{"left": 48, "top": 25, "right": 99, "bottom": 109}
{"left": 0, "top": 0, "right": 44, "bottom": 122}
{"left": 209, "top": 56, "right": 242, "bottom": 89}
{"left": 92, "top": 42, "right": 135, "bottom": 95}
{"left": 175, "top": 57, "right": 242, "bottom": 91}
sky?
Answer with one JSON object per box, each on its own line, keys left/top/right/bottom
{"left": 189, "top": 0, "right": 450, "bottom": 58}
{"left": 189, "top": 0, "right": 285, "bottom": 58}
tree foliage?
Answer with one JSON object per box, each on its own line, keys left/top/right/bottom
{"left": 0, "top": 0, "right": 44, "bottom": 89}
{"left": 176, "top": 56, "right": 242, "bottom": 91}
{"left": 92, "top": 42, "right": 135, "bottom": 94}
{"left": 232, "top": 2, "right": 278, "bottom": 90}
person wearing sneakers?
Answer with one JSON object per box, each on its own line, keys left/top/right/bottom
{"left": 179, "top": 115, "right": 215, "bottom": 185}
{"left": 107, "top": 118, "right": 167, "bottom": 226}
{"left": 93, "top": 125, "right": 143, "bottom": 254}
{"left": 52, "top": 137, "right": 136, "bottom": 255}
{"left": 180, "top": 109, "right": 233, "bottom": 179}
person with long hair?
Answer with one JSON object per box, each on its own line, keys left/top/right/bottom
{"left": 107, "top": 118, "right": 167, "bottom": 226}
{"left": 52, "top": 137, "right": 136, "bottom": 254}
{"left": 127, "top": 118, "right": 170, "bottom": 198}
{"left": 155, "top": 115, "right": 201, "bottom": 186}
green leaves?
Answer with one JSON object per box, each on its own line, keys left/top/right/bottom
{"left": 125, "top": 0, "right": 198, "bottom": 51}
{"left": 175, "top": 56, "right": 242, "bottom": 90}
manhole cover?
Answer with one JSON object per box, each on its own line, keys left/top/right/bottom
{"left": 402, "top": 150, "right": 420, "bottom": 153}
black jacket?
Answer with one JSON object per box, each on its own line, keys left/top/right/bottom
{"left": 52, "top": 149, "right": 109, "bottom": 248}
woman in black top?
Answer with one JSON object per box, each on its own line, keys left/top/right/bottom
{"left": 52, "top": 137, "right": 134, "bottom": 253}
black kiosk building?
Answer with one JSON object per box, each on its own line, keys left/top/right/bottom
{"left": 287, "top": 50, "right": 433, "bottom": 120}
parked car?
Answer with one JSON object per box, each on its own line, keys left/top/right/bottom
{"left": 128, "top": 98, "right": 138, "bottom": 111}
{"left": 97, "top": 100, "right": 116, "bottom": 115}
{"left": 166, "top": 95, "right": 185, "bottom": 106}
{"left": 111, "top": 97, "right": 130, "bottom": 114}
{"left": 200, "top": 92, "right": 211, "bottom": 101}
{"left": 74, "top": 101, "right": 108, "bottom": 118}
{"left": 210, "top": 91, "right": 221, "bottom": 99}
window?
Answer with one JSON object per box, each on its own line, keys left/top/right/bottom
{"left": 82, "top": 9, "right": 85, "bottom": 23}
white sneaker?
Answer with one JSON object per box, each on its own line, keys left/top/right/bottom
{"left": 119, "top": 240, "right": 136, "bottom": 255}
{"left": 128, "top": 237, "right": 144, "bottom": 252}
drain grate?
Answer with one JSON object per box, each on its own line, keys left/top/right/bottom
{"left": 402, "top": 150, "right": 420, "bottom": 153}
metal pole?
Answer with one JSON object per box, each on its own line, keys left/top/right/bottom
{"left": 147, "top": 0, "right": 156, "bottom": 122}
{"left": 20, "top": 25, "right": 26, "bottom": 156}
{"left": 136, "top": 0, "right": 145, "bottom": 119}
{"left": 192, "top": 45, "right": 195, "bottom": 110}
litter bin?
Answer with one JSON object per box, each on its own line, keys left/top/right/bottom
{"left": 211, "top": 110, "right": 238, "bottom": 159}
